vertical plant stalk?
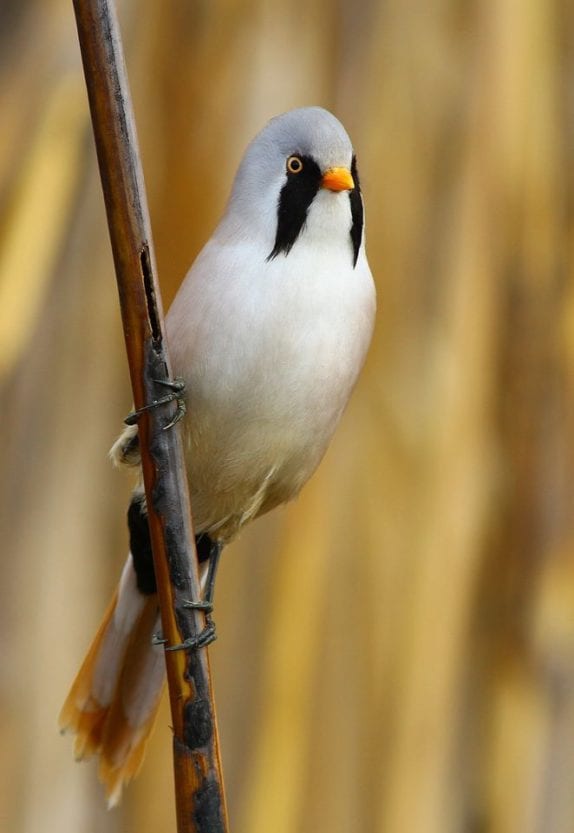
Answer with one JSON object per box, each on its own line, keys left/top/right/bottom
{"left": 71, "top": 2, "right": 229, "bottom": 831}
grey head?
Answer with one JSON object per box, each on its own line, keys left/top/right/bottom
{"left": 221, "top": 107, "right": 364, "bottom": 267}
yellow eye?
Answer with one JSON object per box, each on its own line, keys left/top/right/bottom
{"left": 287, "top": 155, "right": 303, "bottom": 174}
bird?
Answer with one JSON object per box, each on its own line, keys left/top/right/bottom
{"left": 59, "top": 106, "right": 376, "bottom": 806}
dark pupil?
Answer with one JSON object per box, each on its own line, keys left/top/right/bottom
{"left": 290, "top": 158, "right": 301, "bottom": 172}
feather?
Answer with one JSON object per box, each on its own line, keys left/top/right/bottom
{"left": 59, "top": 558, "right": 165, "bottom": 807}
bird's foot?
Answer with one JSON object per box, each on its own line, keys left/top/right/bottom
{"left": 183, "top": 598, "right": 214, "bottom": 614}
{"left": 124, "top": 377, "right": 186, "bottom": 430}
{"left": 152, "top": 617, "right": 217, "bottom": 652}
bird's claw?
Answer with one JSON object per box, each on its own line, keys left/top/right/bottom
{"left": 151, "top": 632, "right": 168, "bottom": 646}
{"left": 183, "top": 598, "right": 214, "bottom": 614}
{"left": 124, "top": 377, "right": 186, "bottom": 429}
{"left": 152, "top": 617, "right": 217, "bottom": 651}
{"left": 165, "top": 619, "right": 217, "bottom": 652}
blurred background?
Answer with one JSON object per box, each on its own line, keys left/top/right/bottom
{"left": 1, "top": 0, "right": 573, "bottom": 831}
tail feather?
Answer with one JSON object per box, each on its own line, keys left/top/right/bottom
{"left": 97, "top": 596, "right": 166, "bottom": 806}
{"left": 59, "top": 558, "right": 165, "bottom": 807}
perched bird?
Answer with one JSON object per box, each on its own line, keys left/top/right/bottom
{"left": 60, "top": 106, "right": 376, "bottom": 805}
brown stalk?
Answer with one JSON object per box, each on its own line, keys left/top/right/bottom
{"left": 71, "top": 1, "right": 229, "bottom": 831}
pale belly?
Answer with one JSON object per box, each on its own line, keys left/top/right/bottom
{"left": 167, "top": 240, "right": 375, "bottom": 541}
{"left": 179, "top": 340, "right": 359, "bottom": 541}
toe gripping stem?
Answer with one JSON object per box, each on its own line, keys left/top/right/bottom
{"left": 161, "top": 600, "right": 218, "bottom": 651}
{"left": 167, "top": 617, "right": 217, "bottom": 651}
{"left": 124, "top": 378, "right": 186, "bottom": 430}
{"left": 151, "top": 542, "right": 223, "bottom": 652}
{"left": 152, "top": 616, "right": 217, "bottom": 652}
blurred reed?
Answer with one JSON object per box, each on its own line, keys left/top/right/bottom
{"left": 0, "top": 1, "right": 573, "bottom": 833}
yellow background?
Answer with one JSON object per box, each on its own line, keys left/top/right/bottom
{"left": 1, "top": 1, "right": 574, "bottom": 831}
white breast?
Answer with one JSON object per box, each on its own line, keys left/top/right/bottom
{"left": 166, "top": 199, "right": 375, "bottom": 540}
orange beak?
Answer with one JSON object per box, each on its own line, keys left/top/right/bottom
{"left": 321, "top": 167, "right": 354, "bottom": 192}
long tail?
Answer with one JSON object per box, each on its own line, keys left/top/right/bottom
{"left": 59, "top": 557, "right": 165, "bottom": 807}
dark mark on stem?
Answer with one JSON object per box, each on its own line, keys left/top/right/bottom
{"left": 140, "top": 243, "right": 161, "bottom": 345}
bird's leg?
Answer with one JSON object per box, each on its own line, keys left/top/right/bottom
{"left": 157, "top": 542, "right": 223, "bottom": 652}
{"left": 124, "top": 377, "right": 186, "bottom": 430}
{"left": 183, "top": 540, "right": 223, "bottom": 614}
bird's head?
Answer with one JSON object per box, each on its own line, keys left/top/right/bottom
{"left": 222, "top": 107, "right": 364, "bottom": 267}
